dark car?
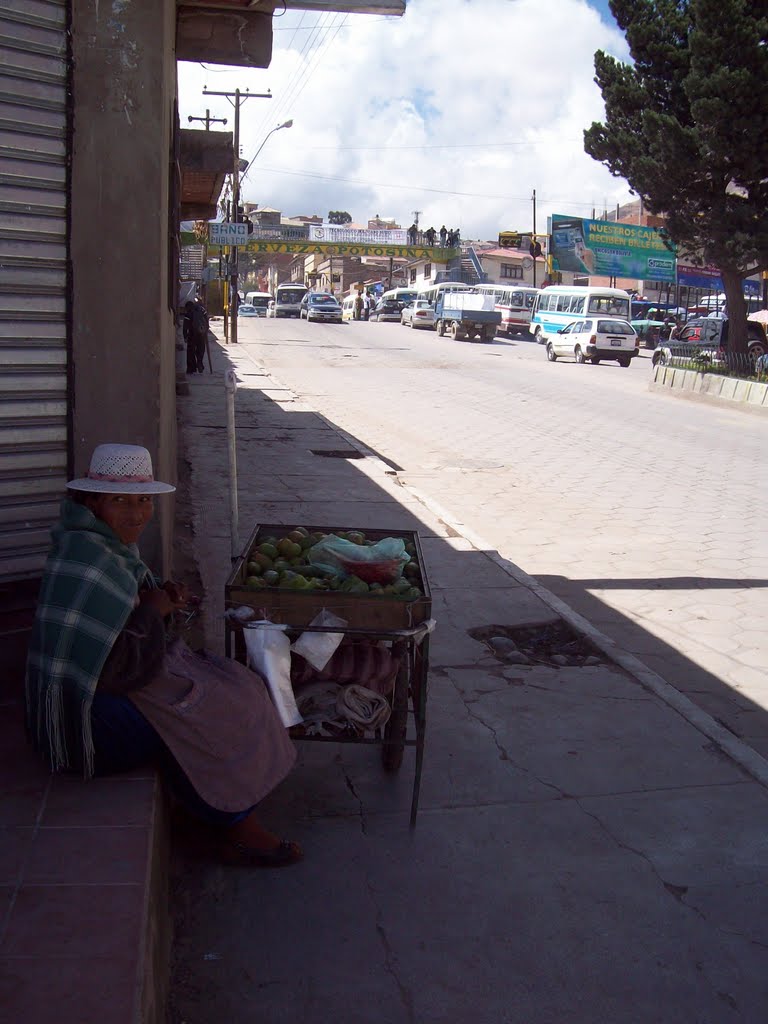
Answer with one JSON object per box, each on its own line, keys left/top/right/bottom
{"left": 652, "top": 317, "right": 767, "bottom": 367}
{"left": 370, "top": 299, "right": 403, "bottom": 322}
{"left": 300, "top": 292, "right": 343, "bottom": 323}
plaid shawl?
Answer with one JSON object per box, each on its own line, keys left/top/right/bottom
{"left": 25, "top": 498, "right": 153, "bottom": 774}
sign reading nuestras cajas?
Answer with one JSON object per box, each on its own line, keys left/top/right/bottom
{"left": 209, "top": 221, "right": 250, "bottom": 245}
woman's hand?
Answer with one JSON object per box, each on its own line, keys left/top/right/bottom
{"left": 162, "top": 580, "right": 191, "bottom": 606}
{"left": 139, "top": 588, "right": 178, "bottom": 618}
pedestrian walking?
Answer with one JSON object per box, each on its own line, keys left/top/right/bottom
{"left": 362, "top": 292, "right": 371, "bottom": 321}
{"left": 354, "top": 292, "right": 363, "bottom": 321}
{"left": 183, "top": 299, "right": 209, "bottom": 374}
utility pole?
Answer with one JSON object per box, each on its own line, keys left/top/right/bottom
{"left": 203, "top": 87, "right": 271, "bottom": 344}
{"left": 187, "top": 109, "right": 227, "bottom": 131}
{"left": 532, "top": 189, "right": 537, "bottom": 289}
{"left": 412, "top": 209, "right": 422, "bottom": 228}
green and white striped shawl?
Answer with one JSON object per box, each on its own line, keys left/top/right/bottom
{"left": 25, "top": 498, "right": 154, "bottom": 774}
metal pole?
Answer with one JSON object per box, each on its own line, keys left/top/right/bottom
{"left": 230, "top": 89, "right": 240, "bottom": 346}
{"left": 225, "top": 369, "right": 239, "bottom": 559}
{"left": 202, "top": 88, "right": 272, "bottom": 346}
{"left": 532, "top": 189, "right": 537, "bottom": 289}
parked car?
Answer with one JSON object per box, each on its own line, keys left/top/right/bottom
{"left": 545, "top": 317, "right": 638, "bottom": 366}
{"left": 370, "top": 299, "right": 402, "bottom": 322}
{"left": 266, "top": 300, "right": 276, "bottom": 318}
{"left": 400, "top": 300, "right": 436, "bottom": 330}
{"left": 651, "top": 317, "right": 768, "bottom": 367}
{"left": 237, "top": 303, "right": 260, "bottom": 318}
{"left": 300, "top": 292, "right": 343, "bottom": 323}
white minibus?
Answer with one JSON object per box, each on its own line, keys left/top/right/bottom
{"left": 244, "top": 291, "right": 273, "bottom": 316}
{"left": 380, "top": 287, "right": 419, "bottom": 307}
{"left": 530, "top": 286, "right": 631, "bottom": 344}
{"left": 476, "top": 284, "right": 539, "bottom": 336}
{"left": 273, "top": 283, "right": 308, "bottom": 318}
{"left": 341, "top": 295, "right": 357, "bottom": 321}
{"left": 417, "top": 282, "right": 477, "bottom": 307}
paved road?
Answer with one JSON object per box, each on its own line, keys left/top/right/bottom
{"left": 234, "top": 315, "right": 768, "bottom": 758}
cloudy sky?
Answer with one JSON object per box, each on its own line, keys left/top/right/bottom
{"left": 177, "top": 0, "right": 633, "bottom": 240}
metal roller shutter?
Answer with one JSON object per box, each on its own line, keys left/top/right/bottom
{"left": 0, "top": 0, "right": 69, "bottom": 580}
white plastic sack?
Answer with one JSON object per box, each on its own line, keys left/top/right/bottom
{"left": 243, "top": 621, "right": 303, "bottom": 727}
{"left": 290, "top": 610, "right": 348, "bottom": 671}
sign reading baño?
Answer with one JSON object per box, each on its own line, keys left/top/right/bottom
{"left": 208, "top": 222, "right": 250, "bottom": 245}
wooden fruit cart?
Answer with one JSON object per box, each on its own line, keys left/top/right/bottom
{"left": 224, "top": 523, "right": 433, "bottom": 826}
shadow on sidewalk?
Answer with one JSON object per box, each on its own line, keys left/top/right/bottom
{"left": 169, "top": 338, "right": 768, "bottom": 1024}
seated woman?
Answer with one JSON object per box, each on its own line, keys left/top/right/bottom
{"left": 25, "top": 443, "right": 301, "bottom": 867}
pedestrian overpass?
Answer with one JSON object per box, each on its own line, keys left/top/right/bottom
{"left": 183, "top": 222, "right": 459, "bottom": 260}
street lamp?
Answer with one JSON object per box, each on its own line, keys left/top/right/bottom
{"left": 241, "top": 120, "right": 293, "bottom": 184}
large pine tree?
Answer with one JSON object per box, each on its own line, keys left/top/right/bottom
{"left": 584, "top": 0, "right": 768, "bottom": 356}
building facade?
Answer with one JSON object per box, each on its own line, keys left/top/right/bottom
{"left": 0, "top": 0, "right": 404, "bottom": 592}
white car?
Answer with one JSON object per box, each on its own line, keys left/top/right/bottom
{"left": 546, "top": 317, "right": 638, "bottom": 366}
{"left": 400, "top": 300, "right": 436, "bottom": 330}
{"left": 237, "top": 303, "right": 260, "bottom": 318}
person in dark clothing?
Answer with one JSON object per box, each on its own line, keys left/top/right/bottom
{"left": 439, "top": 225, "right": 447, "bottom": 247}
{"left": 407, "top": 223, "right": 418, "bottom": 245}
{"left": 183, "top": 299, "right": 208, "bottom": 374}
{"left": 424, "top": 227, "right": 436, "bottom": 247}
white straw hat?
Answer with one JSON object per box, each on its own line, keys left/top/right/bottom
{"left": 67, "top": 444, "right": 176, "bottom": 494}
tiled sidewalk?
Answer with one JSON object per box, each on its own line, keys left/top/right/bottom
{"left": 0, "top": 609, "right": 166, "bottom": 1024}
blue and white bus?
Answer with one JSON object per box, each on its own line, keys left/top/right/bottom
{"left": 531, "top": 286, "right": 631, "bottom": 344}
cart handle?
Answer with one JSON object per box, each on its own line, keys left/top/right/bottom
{"left": 232, "top": 618, "right": 436, "bottom": 643}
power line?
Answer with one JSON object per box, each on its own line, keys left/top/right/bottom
{"left": 259, "top": 13, "right": 344, "bottom": 137}
{"left": 249, "top": 164, "right": 622, "bottom": 209}
{"left": 250, "top": 13, "right": 334, "bottom": 141}
{"left": 279, "top": 14, "right": 347, "bottom": 118}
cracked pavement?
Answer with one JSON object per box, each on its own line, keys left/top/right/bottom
{"left": 168, "top": 325, "right": 768, "bottom": 1024}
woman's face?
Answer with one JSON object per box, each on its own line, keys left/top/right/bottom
{"left": 86, "top": 493, "right": 154, "bottom": 545}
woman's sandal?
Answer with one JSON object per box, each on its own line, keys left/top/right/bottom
{"left": 222, "top": 838, "right": 303, "bottom": 868}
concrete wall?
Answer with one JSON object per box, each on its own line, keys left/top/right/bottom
{"left": 70, "top": 0, "right": 178, "bottom": 575}
{"left": 650, "top": 364, "right": 768, "bottom": 414}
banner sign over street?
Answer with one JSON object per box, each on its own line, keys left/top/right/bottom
{"left": 239, "top": 240, "right": 455, "bottom": 260}
{"left": 309, "top": 225, "right": 408, "bottom": 245}
{"left": 550, "top": 214, "right": 676, "bottom": 282}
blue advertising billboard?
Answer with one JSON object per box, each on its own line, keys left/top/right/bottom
{"left": 550, "top": 214, "right": 676, "bottom": 282}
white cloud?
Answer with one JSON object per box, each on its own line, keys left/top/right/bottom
{"left": 177, "top": 0, "right": 632, "bottom": 238}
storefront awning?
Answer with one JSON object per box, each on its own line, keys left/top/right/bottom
{"left": 179, "top": 129, "right": 234, "bottom": 220}
{"left": 177, "top": 1, "right": 403, "bottom": 68}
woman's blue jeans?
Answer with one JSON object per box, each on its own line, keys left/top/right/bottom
{"left": 90, "top": 693, "right": 252, "bottom": 826}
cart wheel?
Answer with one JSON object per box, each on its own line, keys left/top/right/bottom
{"left": 383, "top": 654, "right": 409, "bottom": 772}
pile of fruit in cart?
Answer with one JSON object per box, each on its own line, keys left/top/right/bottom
{"left": 243, "top": 527, "right": 423, "bottom": 599}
